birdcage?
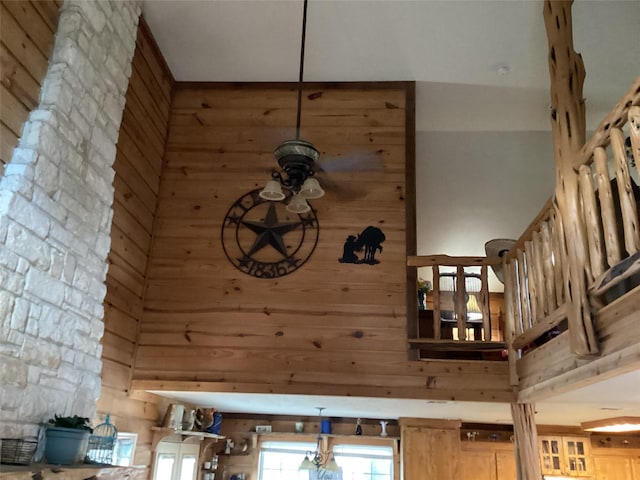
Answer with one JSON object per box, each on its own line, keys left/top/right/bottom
{"left": 86, "top": 414, "right": 118, "bottom": 464}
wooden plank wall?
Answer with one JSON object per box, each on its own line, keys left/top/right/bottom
{"left": 0, "top": 0, "right": 61, "bottom": 174}
{"left": 97, "top": 17, "right": 173, "bottom": 470}
{"left": 132, "top": 82, "right": 512, "bottom": 402}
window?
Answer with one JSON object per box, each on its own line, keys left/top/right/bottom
{"left": 258, "top": 442, "right": 393, "bottom": 480}
{"left": 113, "top": 432, "right": 138, "bottom": 466}
{"left": 333, "top": 445, "right": 393, "bottom": 480}
{"left": 259, "top": 441, "right": 317, "bottom": 480}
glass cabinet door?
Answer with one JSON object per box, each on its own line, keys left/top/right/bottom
{"left": 539, "top": 437, "right": 563, "bottom": 475}
{"left": 564, "top": 438, "right": 589, "bottom": 475}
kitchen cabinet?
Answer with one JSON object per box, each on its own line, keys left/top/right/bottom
{"left": 592, "top": 449, "right": 640, "bottom": 480}
{"left": 539, "top": 435, "right": 592, "bottom": 477}
{"left": 459, "top": 441, "right": 516, "bottom": 480}
{"left": 458, "top": 450, "right": 496, "bottom": 480}
{"left": 495, "top": 450, "right": 517, "bottom": 480}
{"left": 400, "top": 418, "right": 461, "bottom": 480}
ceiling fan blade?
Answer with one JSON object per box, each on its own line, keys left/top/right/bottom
{"left": 316, "top": 151, "right": 383, "bottom": 173}
{"left": 315, "top": 172, "right": 367, "bottom": 201}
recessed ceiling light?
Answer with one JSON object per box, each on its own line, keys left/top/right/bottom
{"left": 581, "top": 417, "right": 640, "bottom": 433}
{"left": 496, "top": 64, "right": 511, "bottom": 76}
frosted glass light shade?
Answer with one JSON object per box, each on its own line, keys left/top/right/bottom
{"left": 287, "top": 193, "right": 311, "bottom": 213}
{"left": 259, "top": 180, "right": 286, "bottom": 201}
{"left": 299, "top": 455, "right": 315, "bottom": 470}
{"left": 325, "top": 454, "right": 340, "bottom": 472}
{"left": 300, "top": 177, "right": 325, "bottom": 199}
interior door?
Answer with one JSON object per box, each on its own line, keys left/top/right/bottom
{"left": 153, "top": 440, "right": 200, "bottom": 480}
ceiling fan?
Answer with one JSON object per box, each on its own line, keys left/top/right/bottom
{"left": 258, "top": 0, "right": 382, "bottom": 212}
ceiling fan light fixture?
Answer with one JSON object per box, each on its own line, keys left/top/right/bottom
{"left": 300, "top": 177, "right": 325, "bottom": 199}
{"left": 259, "top": 180, "right": 286, "bottom": 201}
{"left": 286, "top": 193, "right": 311, "bottom": 213}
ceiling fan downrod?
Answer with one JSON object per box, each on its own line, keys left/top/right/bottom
{"left": 295, "top": 0, "right": 309, "bottom": 141}
{"left": 260, "top": 0, "right": 325, "bottom": 210}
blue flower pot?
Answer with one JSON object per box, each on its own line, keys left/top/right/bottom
{"left": 45, "top": 427, "right": 90, "bottom": 465}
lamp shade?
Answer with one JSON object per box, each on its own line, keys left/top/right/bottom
{"left": 299, "top": 454, "right": 316, "bottom": 470}
{"left": 259, "top": 180, "right": 286, "bottom": 201}
{"left": 300, "top": 177, "right": 325, "bottom": 199}
{"left": 324, "top": 454, "right": 340, "bottom": 472}
{"left": 287, "top": 193, "right": 311, "bottom": 213}
{"left": 466, "top": 294, "right": 482, "bottom": 320}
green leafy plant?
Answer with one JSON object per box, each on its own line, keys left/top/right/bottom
{"left": 48, "top": 414, "right": 93, "bottom": 432}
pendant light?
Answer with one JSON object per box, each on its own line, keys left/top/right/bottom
{"left": 299, "top": 408, "right": 341, "bottom": 473}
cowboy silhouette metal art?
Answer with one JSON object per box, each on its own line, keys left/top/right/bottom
{"left": 339, "top": 226, "right": 385, "bottom": 265}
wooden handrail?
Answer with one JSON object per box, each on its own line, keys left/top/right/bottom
{"left": 573, "top": 76, "right": 640, "bottom": 169}
{"left": 507, "top": 196, "right": 555, "bottom": 260}
{"left": 407, "top": 255, "right": 501, "bottom": 267}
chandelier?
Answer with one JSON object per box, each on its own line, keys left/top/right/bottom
{"left": 299, "top": 408, "right": 341, "bottom": 474}
{"left": 259, "top": 0, "right": 325, "bottom": 214}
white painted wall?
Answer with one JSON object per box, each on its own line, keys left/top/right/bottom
{"left": 416, "top": 130, "right": 555, "bottom": 290}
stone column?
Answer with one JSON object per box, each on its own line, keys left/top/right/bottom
{"left": 0, "top": 0, "right": 141, "bottom": 438}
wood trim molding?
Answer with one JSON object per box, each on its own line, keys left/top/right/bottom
{"left": 399, "top": 418, "right": 462, "bottom": 429}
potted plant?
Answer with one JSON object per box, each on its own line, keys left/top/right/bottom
{"left": 45, "top": 414, "right": 93, "bottom": 465}
{"left": 417, "top": 279, "right": 432, "bottom": 310}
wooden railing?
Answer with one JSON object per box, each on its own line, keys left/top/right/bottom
{"left": 407, "top": 255, "right": 505, "bottom": 354}
{"left": 503, "top": 79, "right": 640, "bottom": 358}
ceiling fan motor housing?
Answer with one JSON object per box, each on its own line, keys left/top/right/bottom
{"left": 274, "top": 139, "right": 320, "bottom": 191}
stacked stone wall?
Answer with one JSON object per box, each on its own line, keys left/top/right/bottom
{"left": 0, "top": 0, "right": 141, "bottom": 438}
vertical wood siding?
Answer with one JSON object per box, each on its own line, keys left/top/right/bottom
{"left": 0, "top": 0, "right": 61, "bottom": 173}
{"left": 139, "top": 83, "right": 410, "bottom": 392}
{"left": 99, "top": 17, "right": 173, "bottom": 470}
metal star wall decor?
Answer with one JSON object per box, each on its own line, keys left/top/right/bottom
{"left": 221, "top": 189, "right": 319, "bottom": 278}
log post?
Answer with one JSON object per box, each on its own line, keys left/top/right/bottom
{"left": 433, "top": 266, "right": 441, "bottom": 340}
{"left": 517, "top": 249, "right": 531, "bottom": 332}
{"left": 544, "top": 0, "right": 598, "bottom": 356}
{"left": 511, "top": 403, "right": 542, "bottom": 480}
{"left": 611, "top": 128, "right": 640, "bottom": 255}
{"left": 456, "top": 265, "right": 467, "bottom": 340}
{"left": 480, "top": 265, "right": 491, "bottom": 341}
{"left": 504, "top": 258, "right": 520, "bottom": 386}
{"left": 630, "top": 106, "right": 640, "bottom": 176}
